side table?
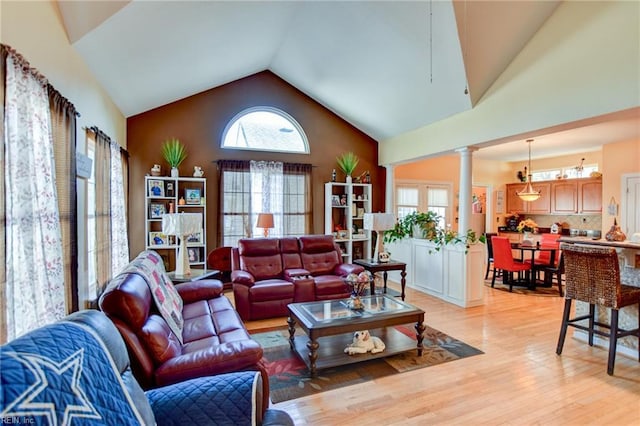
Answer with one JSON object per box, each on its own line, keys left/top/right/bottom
{"left": 168, "top": 268, "right": 220, "bottom": 284}
{"left": 352, "top": 259, "right": 407, "bottom": 301}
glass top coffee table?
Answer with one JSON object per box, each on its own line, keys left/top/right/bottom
{"left": 287, "top": 295, "right": 425, "bottom": 377}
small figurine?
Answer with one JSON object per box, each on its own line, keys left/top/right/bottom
{"left": 178, "top": 197, "right": 186, "bottom": 206}
{"left": 193, "top": 166, "right": 204, "bottom": 177}
{"left": 151, "top": 164, "right": 161, "bottom": 176}
{"left": 332, "top": 169, "right": 337, "bottom": 182}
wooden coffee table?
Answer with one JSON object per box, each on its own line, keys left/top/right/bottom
{"left": 287, "top": 295, "right": 425, "bottom": 377}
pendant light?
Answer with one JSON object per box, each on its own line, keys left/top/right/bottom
{"left": 517, "top": 139, "right": 541, "bottom": 201}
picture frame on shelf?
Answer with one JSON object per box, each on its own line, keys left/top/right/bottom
{"left": 185, "top": 188, "right": 201, "bottom": 205}
{"left": 357, "top": 207, "right": 365, "bottom": 218}
{"left": 187, "top": 247, "right": 200, "bottom": 263}
{"left": 186, "top": 232, "right": 201, "bottom": 244}
{"left": 337, "top": 230, "right": 348, "bottom": 240}
{"left": 149, "top": 203, "right": 166, "bottom": 219}
{"left": 148, "top": 179, "right": 164, "bottom": 197}
{"left": 331, "top": 195, "right": 341, "bottom": 206}
{"left": 149, "top": 232, "right": 168, "bottom": 246}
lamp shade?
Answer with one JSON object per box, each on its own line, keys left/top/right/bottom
{"left": 363, "top": 213, "right": 396, "bottom": 231}
{"left": 256, "top": 213, "right": 274, "bottom": 229}
{"left": 162, "top": 213, "right": 202, "bottom": 236}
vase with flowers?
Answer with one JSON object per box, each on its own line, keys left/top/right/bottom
{"left": 517, "top": 218, "right": 538, "bottom": 245}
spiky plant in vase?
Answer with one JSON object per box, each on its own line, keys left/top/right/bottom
{"left": 162, "top": 138, "right": 187, "bottom": 177}
{"left": 336, "top": 152, "right": 359, "bottom": 182}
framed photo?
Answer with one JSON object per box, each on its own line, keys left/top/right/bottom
{"left": 337, "top": 230, "right": 349, "bottom": 240}
{"left": 149, "top": 232, "right": 167, "bottom": 246}
{"left": 149, "top": 203, "right": 166, "bottom": 219}
{"left": 331, "top": 195, "right": 341, "bottom": 206}
{"left": 357, "top": 207, "right": 365, "bottom": 218}
{"left": 185, "top": 188, "right": 201, "bottom": 205}
{"left": 186, "top": 232, "right": 201, "bottom": 244}
{"left": 148, "top": 179, "right": 164, "bottom": 197}
{"left": 187, "top": 247, "right": 200, "bottom": 263}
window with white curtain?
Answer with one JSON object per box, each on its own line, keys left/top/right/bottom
{"left": 86, "top": 139, "right": 97, "bottom": 300}
{"left": 219, "top": 161, "right": 311, "bottom": 247}
{"left": 395, "top": 181, "right": 452, "bottom": 228}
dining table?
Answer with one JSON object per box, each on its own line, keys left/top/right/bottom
{"left": 511, "top": 242, "right": 558, "bottom": 289}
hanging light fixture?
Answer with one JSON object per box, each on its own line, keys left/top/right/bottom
{"left": 517, "top": 139, "right": 541, "bottom": 201}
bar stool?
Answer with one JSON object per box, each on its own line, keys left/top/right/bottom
{"left": 556, "top": 243, "right": 640, "bottom": 375}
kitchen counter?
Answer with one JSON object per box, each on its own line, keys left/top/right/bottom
{"left": 558, "top": 236, "right": 640, "bottom": 250}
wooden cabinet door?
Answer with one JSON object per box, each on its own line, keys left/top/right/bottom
{"left": 579, "top": 179, "right": 602, "bottom": 213}
{"left": 551, "top": 181, "right": 578, "bottom": 213}
{"left": 506, "top": 183, "right": 527, "bottom": 213}
{"left": 528, "top": 182, "right": 551, "bottom": 214}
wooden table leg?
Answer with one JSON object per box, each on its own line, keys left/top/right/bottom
{"left": 287, "top": 316, "right": 296, "bottom": 350}
{"left": 307, "top": 338, "right": 319, "bottom": 377}
{"left": 415, "top": 320, "right": 426, "bottom": 356}
{"left": 383, "top": 271, "right": 388, "bottom": 294}
{"left": 400, "top": 268, "right": 406, "bottom": 301}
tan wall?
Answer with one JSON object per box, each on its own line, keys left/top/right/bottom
{"left": 127, "top": 71, "right": 384, "bottom": 256}
{"left": 602, "top": 138, "right": 640, "bottom": 229}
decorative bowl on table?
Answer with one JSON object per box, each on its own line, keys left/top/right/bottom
{"left": 344, "top": 271, "right": 373, "bottom": 310}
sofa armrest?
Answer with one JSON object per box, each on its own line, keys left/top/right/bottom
{"left": 174, "top": 279, "right": 224, "bottom": 304}
{"left": 231, "top": 270, "right": 256, "bottom": 286}
{"left": 283, "top": 268, "right": 311, "bottom": 281}
{"left": 147, "top": 372, "right": 266, "bottom": 426}
{"left": 154, "top": 340, "right": 264, "bottom": 387}
{"left": 334, "top": 263, "right": 365, "bottom": 277}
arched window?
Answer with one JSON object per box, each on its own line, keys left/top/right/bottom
{"left": 221, "top": 106, "right": 309, "bottom": 154}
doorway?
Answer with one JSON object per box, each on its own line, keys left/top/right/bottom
{"left": 621, "top": 173, "right": 640, "bottom": 236}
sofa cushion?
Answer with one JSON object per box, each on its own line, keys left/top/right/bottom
{"left": 238, "top": 239, "right": 284, "bottom": 280}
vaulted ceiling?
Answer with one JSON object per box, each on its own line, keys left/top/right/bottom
{"left": 56, "top": 0, "right": 638, "bottom": 162}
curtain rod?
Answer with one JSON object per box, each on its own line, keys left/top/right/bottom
{"left": 83, "top": 126, "right": 129, "bottom": 156}
{"left": 212, "top": 159, "right": 316, "bottom": 168}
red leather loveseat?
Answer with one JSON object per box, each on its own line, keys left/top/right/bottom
{"left": 99, "top": 250, "right": 269, "bottom": 412}
{"left": 231, "top": 234, "right": 365, "bottom": 320}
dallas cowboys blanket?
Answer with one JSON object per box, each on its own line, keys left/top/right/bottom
{"left": 1, "top": 321, "right": 146, "bottom": 425}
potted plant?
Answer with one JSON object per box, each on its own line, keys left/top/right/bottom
{"left": 383, "top": 210, "right": 485, "bottom": 253}
{"left": 336, "top": 152, "right": 359, "bottom": 182}
{"left": 162, "top": 138, "right": 187, "bottom": 177}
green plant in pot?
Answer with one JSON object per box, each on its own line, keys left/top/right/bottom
{"left": 162, "top": 138, "right": 187, "bottom": 177}
{"left": 336, "top": 152, "right": 359, "bottom": 182}
{"left": 383, "top": 211, "right": 485, "bottom": 253}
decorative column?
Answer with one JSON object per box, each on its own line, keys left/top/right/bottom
{"left": 384, "top": 164, "right": 395, "bottom": 213}
{"left": 455, "top": 147, "right": 478, "bottom": 236}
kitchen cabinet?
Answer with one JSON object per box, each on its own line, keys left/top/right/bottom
{"left": 505, "top": 182, "right": 551, "bottom": 214}
{"left": 551, "top": 178, "right": 601, "bottom": 214}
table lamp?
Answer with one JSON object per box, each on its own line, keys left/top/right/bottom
{"left": 363, "top": 213, "right": 396, "bottom": 263}
{"left": 162, "top": 213, "right": 202, "bottom": 276}
{"left": 256, "top": 213, "right": 274, "bottom": 237}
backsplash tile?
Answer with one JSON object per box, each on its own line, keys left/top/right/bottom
{"left": 527, "top": 214, "right": 602, "bottom": 232}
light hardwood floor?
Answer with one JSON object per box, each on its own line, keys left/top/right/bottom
{"left": 240, "top": 282, "right": 640, "bottom": 425}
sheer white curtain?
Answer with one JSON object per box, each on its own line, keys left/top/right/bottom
{"left": 110, "top": 141, "right": 129, "bottom": 275}
{"left": 250, "top": 161, "right": 283, "bottom": 236}
{"left": 4, "top": 53, "right": 65, "bottom": 339}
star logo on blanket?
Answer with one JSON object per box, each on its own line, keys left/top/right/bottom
{"left": 2, "top": 349, "right": 101, "bottom": 425}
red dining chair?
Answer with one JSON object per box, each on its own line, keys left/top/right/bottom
{"left": 491, "top": 236, "right": 532, "bottom": 291}
{"left": 525, "top": 233, "right": 561, "bottom": 281}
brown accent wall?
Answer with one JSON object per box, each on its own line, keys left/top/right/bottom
{"left": 127, "top": 71, "right": 384, "bottom": 258}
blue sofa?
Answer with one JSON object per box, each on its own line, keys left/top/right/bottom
{"left": 0, "top": 310, "right": 293, "bottom": 425}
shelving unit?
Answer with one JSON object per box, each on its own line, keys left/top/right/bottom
{"left": 144, "top": 176, "right": 206, "bottom": 272}
{"left": 324, "top": 181, "right": 372, "bottom": 263}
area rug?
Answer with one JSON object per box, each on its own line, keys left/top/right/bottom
{"left": 251, "top": 325, "right": 483, "bottom": 403}
{"left": 484, "top": 279, "right": 562, "bottom": 296}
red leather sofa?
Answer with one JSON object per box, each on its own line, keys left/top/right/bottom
{"left": 99, "top": 250, "right": 270, "bottom": 413}
{"left": 231, "top": 234, "right": 365, "bottom": 320}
